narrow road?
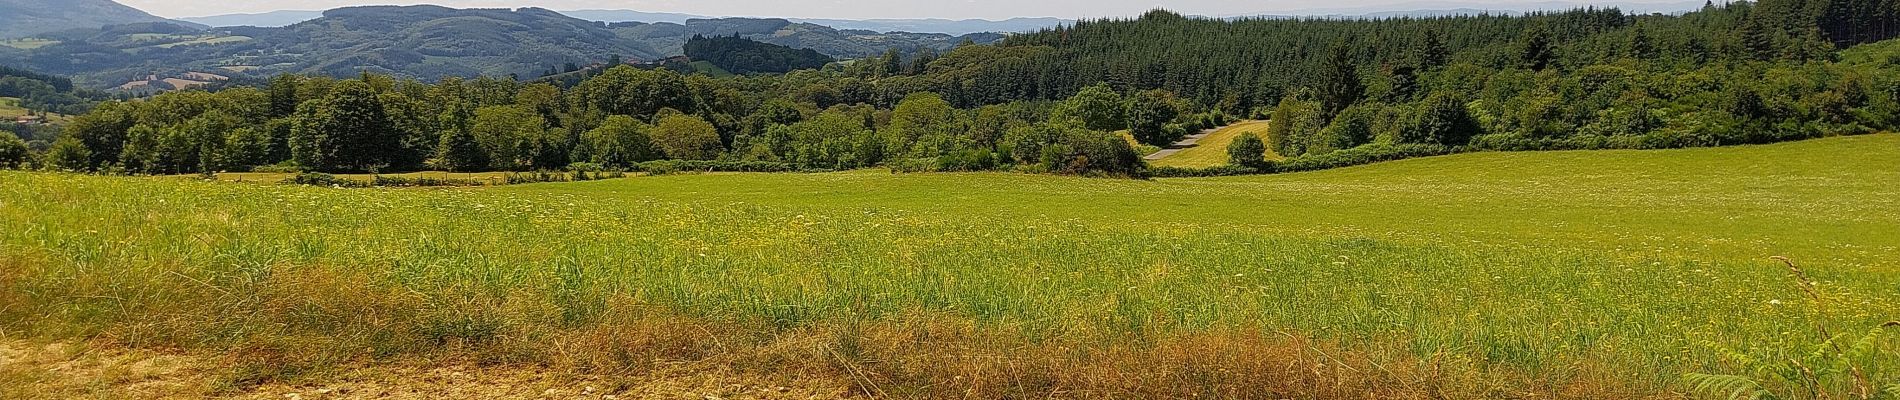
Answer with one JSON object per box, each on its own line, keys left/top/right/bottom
{"left": 1143, "top": 127, "right": 1221, "bottom": 160}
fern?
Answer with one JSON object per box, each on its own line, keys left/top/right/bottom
{"left": 1685, "top": 373, "right": 1777, "bottom": 400}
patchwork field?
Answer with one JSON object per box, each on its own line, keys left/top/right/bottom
{"left": 1, "top": 135, "right": 1896, "bottom": 398}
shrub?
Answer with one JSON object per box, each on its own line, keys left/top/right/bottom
{"left": 936, "top": 148, "right": 999, "bottom": 172}
{"left": 1226, "top": 133, "right": 1267, "bottom": 169}
{"left": 633, "top": 160, "right": 807, "bottom": 175}
{"left": 582, "top": 115, "right": 658, "bottom": 169}
{"left": 1127, "top": 89, "right": 1184, "bottom": 146}
{"left": 1272, "top": 143, "right": 1452, "bottom": 173}
{"left": 505, "top": 170, "right": 629, "bottom": 184}
{"left": 370, "top": 175, "right": 488, "bottom": 187}
{"left": 1400, "top": 92, "right": 1479, "bottom": 146}
{"left": 282, "top": 172, "right": 369, "bottom": 188}
{"left": 1043, "top": 128, "right": 1143, "bottom": 177}
{"left": 1314, "top": 105, "right": 1376, "bottom": 154}
{"left": 43, "top": 136, "right": 91, "bottom": 172}
{"left": 249, "top": 163, "right": 304, "bottom": 173}
{"left": 1147, "top": 165, "right": 1261, "bottom": 177}
{"left": 0, "top": 132, "right": 28, "bottom": 169}
{"left": 651, "top": 114, "right": 723, "bottom": 161}
{"left": 1267, "top": 96, "right": 1327, "bottom": 157}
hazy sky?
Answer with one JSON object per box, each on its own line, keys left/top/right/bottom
{"left": 117, "top": 0, "right": 1689, "bottom": 20}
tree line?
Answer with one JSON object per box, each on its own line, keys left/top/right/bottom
{"left": 4, "top": 0, "right": 1897, "bottom": 176}
{"left": 24, "top": 67, "right": 1182, "bottom": 177}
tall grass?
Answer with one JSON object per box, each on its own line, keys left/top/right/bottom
{"left": 1, "top": 135, "right": 1897, "bottom": 397}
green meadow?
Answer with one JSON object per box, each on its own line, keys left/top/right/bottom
{"left": 2, "top": 135, "right": 1896, "bottom": 397}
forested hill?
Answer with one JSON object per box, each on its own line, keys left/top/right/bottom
{"left": 684, "top": 35, "right": 836, "bottom": 74}
{"left": 966, "top": 2, "right": 1899, "bottom": 107}
{"left": 0, "top": 5, "right": 1001, "bottom": 87}
{"left": 0, "top": 0, "right": 199, "bottom": 39}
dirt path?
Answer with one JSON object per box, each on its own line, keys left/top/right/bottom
{"left": 1142, "top": 127, "right": 1221, "bottom": 160}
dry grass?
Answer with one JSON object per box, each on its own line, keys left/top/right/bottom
{"left": 0, "top": 261, "right": 1672, "bottom": 398}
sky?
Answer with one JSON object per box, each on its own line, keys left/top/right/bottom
{"left": 116, "top": 0, "right": 1701, "bottom": 20}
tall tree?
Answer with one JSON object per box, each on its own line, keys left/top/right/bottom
{"left": 1317, "top": 43, "right": 1365, "bottom": 119}
{"left": 1057, "top": 83, "right": 1127, "bottom": 131}
{"left": 1126, "top": 89, "right": 1183, "bottom": 146}
{"left": 289, "top": 80, "right": 398, "bottom": 172}
{"left": 1738, "top": 17, "right": 1776, "bottom": 61}
{"left": 0, "top": 132, "right": 29, "bottom": 169}
{"left": 651, "top": 114, "right": 723, "bottom": 160}
{"left": 1519, "top": 24, "right": 1556, "bottom": 71}
{"left": 1418, "top": 29, "right": 1450, "bottom": 69}
{"left": 1629, "top": 26, "right": 1656, "bottom": 59}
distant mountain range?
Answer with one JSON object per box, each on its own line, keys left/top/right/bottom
{"left": 171, "top": 1, "right": 1711, "bottom": 35}
{"left": 4, "top": 5, "right": 1002, "bottom": 88}
{"left": 181, "top": 9, "right": 1072, "bottom": 36}
{"left": 174, "top": 10, "right": 326, "bottom": 28}
{"left": 0, "top": 0, "right": 204, "bottom": 38}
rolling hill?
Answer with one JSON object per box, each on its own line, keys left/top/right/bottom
{"left": 176, "top": 10, "right": 326, "bottom": 28}
{"left": 0, "top": 0, "right": 202, "bottom": 39}
{"left": 1, "top": 5, "right": 1003, "bottom": 88}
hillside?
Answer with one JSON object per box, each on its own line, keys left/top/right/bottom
{"left": 4, "top": 134, "right": 1897, "bottom": 397}
{"left": 684, "top": 35, "right": 835, "bottom": 74}
{"left": 0, "top": 0, "right": 201, "bottom": 39}
{"left": 0, "top": 5, "right": 1002, "bottom": 88}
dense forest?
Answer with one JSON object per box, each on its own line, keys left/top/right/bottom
{"left": 4, "top": 0, "right": 1898, "bottom": 178}
{"left": 684, "top": 35, "right": 837, "bottom": 74}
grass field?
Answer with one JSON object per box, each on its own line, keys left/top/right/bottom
{"left": 689, "top": 61, "right": 737, "bottom": 78}
{"left": 0, "top": 39, "right": 58, "bottom": 50}
{"left": 0, "top": 98, "right": 25, "bottom": 119}
{"left": 2, "top": 135, "right": 1897, "bottom": 397}
{"left": 0, "top": 97, "right": 65, "bottom": 124}
{"left": 1149, "top": 120, "right": 1278, "bottom": 168}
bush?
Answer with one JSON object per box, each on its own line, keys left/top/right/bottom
{"left": 505, "top": 170, "right": 629, "bottom": 184}
{"left": 1147, "top": 165, "right": 1261, "bottom": 177}
{"left": 371, "top": 175, "right": 488, "bottom": 187}
{"left": 1226, "top": 133, "right": 1267, "bottom": 169}
{"left": 249, "top": 163, "right": 304, "bottom": 173}
{"left": 0, "top": 132, "right": 28, "bottom": 169}
{"left": 1127, "top": 89, "right": 1184, "bottom": 146}
{"left": 633, "top": 160, "right": 809, "bottom": 175}
{"left": 282, "top": 172, "right": 369, "bottom": 188}
{"left": 936, "top": 148, "right": 999, "bottom": 171}
{"left": 1267, "top": 96, "right": 1327, "bottom": 157}
{"left": 1400, "top": 91, "right": 1480, "bottom": 146}
{"left": 1271, "top": 143, "right": 1453, "bottom": 173}
{"left": 651, "top": 114, "right": 724, "bottom": 161}
{"left": 1042, "top": 128, "right": 1143, "bottom": 177}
